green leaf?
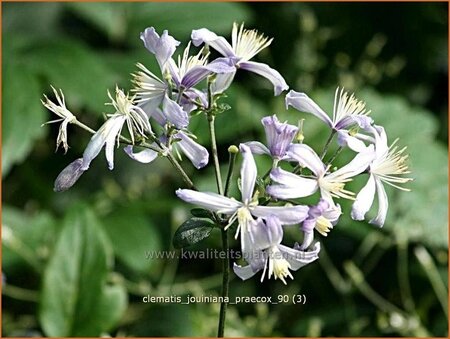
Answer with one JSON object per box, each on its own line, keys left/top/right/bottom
{"left": 96, "top": 283, "right": 128, "bottom": 334}
{"left": 24, "top": 38, "right": 116, "bottom": 114}
{"left": 173, "top": 218, "right": 215, "bottom": 249}
{"left": 2, "top": 60, "right": 47, "bottom": 176}
{"left": 103, "top": 207, "right": 161, "bottom": 273}
{"left": 39, "top": 205, "right": 126, "bottom": 336}
{"left": 190, "top": 208, "right": 213, "bottom": 218}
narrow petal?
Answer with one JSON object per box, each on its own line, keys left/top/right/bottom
{"left": 191, "top": 28, "right": 235, "bottom": 57}
{"left": 370, "top": 178, "right": 389, "bottom": 227}
{"left": 176, "top": 131, "right": 209, "bottom": 169}
{"left": 337, "top": 130, "right": 369, "bottom": 153}
{"left": 252, "top": 204, "right": 309, "bottom": 225}
{"left": 54, "top": 158, "right": 85, "bottom": 192}
{"left": 351, "top": 174, "right": 376, "bottom": 221}
{"left": 298, "top": 231, "right": 314, "bottom": 251}
{"left": 328, "top": 144, "right": 375, "bottom": 181}
{"left": 239, "top": 144, "right": 257, "bottom": 203}
{"left": 124, "top": 145, "right": 158, "bottom": 164}
{"left": 243, "top": 141, "right": 270, "bottom": 155}
{"left": 233, "top": 262, "right": 259, "bottom": 281}
{"left": 286, "top": 144, "right": 325, "bottom": 176}
{"left": 239, "top": 61, "right": 288, "bottom": 96}
{"left": 140, "top": 27, "right": 180, "bottom": 69}
{"left": 82, "top": 115, "right": 125, "bottom": 171}
{"left": 279, "top": 242, "right": 320, "bottom": 271}
{"left": 267, "top": 168, "right": 318, "bottom": 199}
{"left": 249, "top": 216, "right": 283, "bottom": 250}
{"left": 105, "top": 118, "right": 126, "bottom": 170}
{"left": 176, "top": 189, "right": 241, "bottom": 214}
{"left": 211, "top": 71, "right": 236, "bottom": 94}
{"left": 162, "top": 94, "right": 189, "bottom": 128}
{"left": 286, "top": 90, "right": 332, "bottom": 127}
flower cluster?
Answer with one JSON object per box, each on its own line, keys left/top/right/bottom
{"left": 43, "top": 23, "right": 411, "bottom": 284}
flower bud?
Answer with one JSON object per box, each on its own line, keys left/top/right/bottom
{"left": 54, "top": 158, "right": 85, "bottom": 192}
{"left": 228, "top": 145, "right": 239, "bottom": 154}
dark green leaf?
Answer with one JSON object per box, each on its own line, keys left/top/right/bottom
{"left": 173, "top": 218, "right": 215, "bottom": 249}
{"left": 103, "top": 207, "right": 161, "bottom": 272}
{"left": 39, "top": 205, "right": 125, "bottom": 336}
{"left": 190, "top": 208, "right": 213, "bottom": 218}
{"left": 2, "top": 60, "right": 47, "bottom": 176}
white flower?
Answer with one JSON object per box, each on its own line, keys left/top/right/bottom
{"left": 41, "top": 86, "right": 76, "bottom": 153}
{"left": 352, "top": 126, "right": 412, "bottom": 226}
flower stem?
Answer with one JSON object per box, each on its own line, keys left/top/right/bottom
{"left": 224, "top": 146, "right": 238, "bottom": 196}
{"left": 217, "top": 228, "right": 229, "bottom": 337}
{"left": 208, "top": 114, "right": 224, "bottom": 195}
{"left": 320, "top": 130, "right": 336, "bottom": 160}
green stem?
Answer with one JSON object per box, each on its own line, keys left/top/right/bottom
{"left": 326, "top": 146, "right": 343, "bottom": 166}
{"left": 320, "top": 130, "right": 336, "bottom": 160}
{"left": 224, "top": 147, "right": 238, "bottom": 196}
{"left": 208, "top": 114, "right": 224, "bottom": 195}
{"left": 217, "top": 228, "right": 229, "bottom": 337}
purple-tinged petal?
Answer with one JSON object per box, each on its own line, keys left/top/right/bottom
{"left": 191, "top": 28, "right": 235, "bottom": 57}
{"left": 298, "top": 232, "right": 314, "bottom": 251}
{"left": 249, "top": 216, "right": 283, "bottom": 251}
{"left": 211, "top": 71, "right": 236, "bottom": 94}
{"left": 233, "top": 261, "right": 263, "bottom": 281}
{"left": 286, "top": 90, "right": 333, "bottom": 127}
{"left": 140, "top": 27, "right": 180, "bottom": 69}
{"left": 370, "top": 178, "right": 389, "bottom": 227}
{"left": 82, "top": 115, "right": 126, "bottom": 171}
{"left": 239, "top": 144, "right": 257, "bottom": 203}
{"left": 162, "top": 94, "right": 189, "bottom": 129}
{"left": 279, "top": 242, "right": 320, "bottom": 271}
{"left": 54, "top": 158, "right": 85, "bottom": 192}
{"left": 337, "top": 130, "right": 369, "bottom": 153}
{"left": 261, "top": 115, "right": 298, "bottom": 158}
{"left": 124, "top": 145, "right": 158, "bottom": 164}
{"left": 286, "top": 144, "right": 325, "bottom": 176}
{"left": 268, "top": 167, "right": 318, "bottom": 199}
{"left": 176, "top": 189, "right": 241, "bottom": 214}
{"left": 328, "top": 144, "right": 375, "bottom": 181}
{"left": 243, "top": 141, "right": 270, "bottom": 155}
{"left": 239, "top": 61, "right": 288, "bottom": 96}
{"left": 175, "top": 131, "right": 209, "bottom": 169}
{"left": 351, "top": 174, "right": 376, "bottom": 221}
{"left": 252, "top": 204, "right": 309, "bottom": 225}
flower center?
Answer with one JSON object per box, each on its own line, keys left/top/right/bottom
{"left": 333, "top": 87, "right": 370, "bottom": 125}
{"left": 232, "top": 23, "right": 273, "bottom": 61}
{"left": 315, "top": 216, "right": 333, "bottom": 236}
{"left": 265, "top": 246, "right": 293, "bottom": 285}
{"left": 318, "top": 174, "right": 354, "bottom": 200}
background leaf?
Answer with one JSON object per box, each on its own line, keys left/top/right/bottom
{"left": 173, "top": 218, "right": 215, "bottom": 249}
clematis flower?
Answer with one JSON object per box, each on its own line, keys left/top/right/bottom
{"left": 125, "top": 130, "right": 209, "bottom": 169}
{"left": 41, "top": 86, "right": 77, "bottom": 153}
{"left": 134, "top": 28, "right": 235, "bottom": 129}
{"left": 244, "top": 114, "right": 298, "bottom": 163}
{"left": 82, "top": 87, "right": 151, "bottom": 171}
{"left": 176, "top": 144, "right": 309, "bottom": 254}
{"left": 267, "top": 143, "right": 375, "bottom": 205}
{"left": 351, "top": 126, "right": 412, "bottom": 226}
{"left": 298, "top": 199, "right": 341, "bottom": 250}
{"left": 233, "top": 215, "right": 320, "bottom": 284}
{"left": 191, "top": 22, "right": 288, "bottom": 95}
{"left": 286, "top": 88, "right": 373, "bottom": 150}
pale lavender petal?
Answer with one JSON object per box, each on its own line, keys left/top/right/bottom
{"left": 140, "top": 27, "right": 180, "bottom": 69}
{"left": 211, "top": 71, "right": 236, "bottom": 94}
{"left": 82, "top": 115, "right": 125, "bottom": 171}
{"left": 239, "top": 61, "right": 288, "bottom": 96}
{"left": 286, "top": 144, "right": 325, "bottom": 176}
{"left": 239, "top": 144, "right": 257, "bottom": 203}
{"left": 124, "top": 145, "right": 158, "bottom": 164}
{"left": 337, "top": 130, "right": 369, "bottom": 153}
{"left": 162, "top": 94, "right": 189, "bottom": 128}
{"left": 233, "top": 262, "right": 261, "bottom": 281}
{"left": 261, "top": 115, "right": 298, "bottom": 158}
{"left": 351, "top": 174, "right": 376, "bottom": 221}
{"left": 279, "top": 242, "right": 320, "bottom": 271}
{"left": 243, "top": 141, "right": 270, "bottom": 155}
{"left": 298, "top": 232, "right": 314, "bottom": 251}
{"left": 175, "top": 131, "right": 209, "bottom": 169}
{"left": 191, "top": 28, "right": 235, "bottom": 57}
{"left": 370, "top": 178, "right": 389, "bottom": 227}
{"left": 328, "top": 144, "right": 375, "bottom": 181}
{"left": 252, "top": 204, "right": 309, "bottom": 225}
{"left": 286, "top": 90, "right": 332, "bottom": 127}
{"left": 268, "top": 168, "right": 318, "bottom": 199}
{"left": 176, "top": 189, "right": 240, "bottom": 214}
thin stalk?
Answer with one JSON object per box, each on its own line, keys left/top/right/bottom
{"left": 208, "top": 114, "right": 224, "bottom": 195}
{"left": 224, "top": 147, "right": 238, "bottom": 197}
{"left": 217, "top": 228, "right": 229, "bottom": 337}
{"left": 396, "top": 236, "right": 415, "bottom": 313}
{"left": 326, "top": 146, "right": 343, "bottom": 166}
{"left": 320, "top": 130, "right": 336, "bottom": 160}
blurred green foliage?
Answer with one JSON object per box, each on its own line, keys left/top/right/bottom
{"left": 2, "top": 2, "right": 448, "bottom": 337}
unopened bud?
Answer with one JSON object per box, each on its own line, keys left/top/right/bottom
{"left": 228, "top": 145, "right": 239, "bottom": 154}
{"left": 54, "top": 158, "right": 85, "bottom": 192}
{"left": 295, "top": 119, "right": 305, "bottom": 143}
